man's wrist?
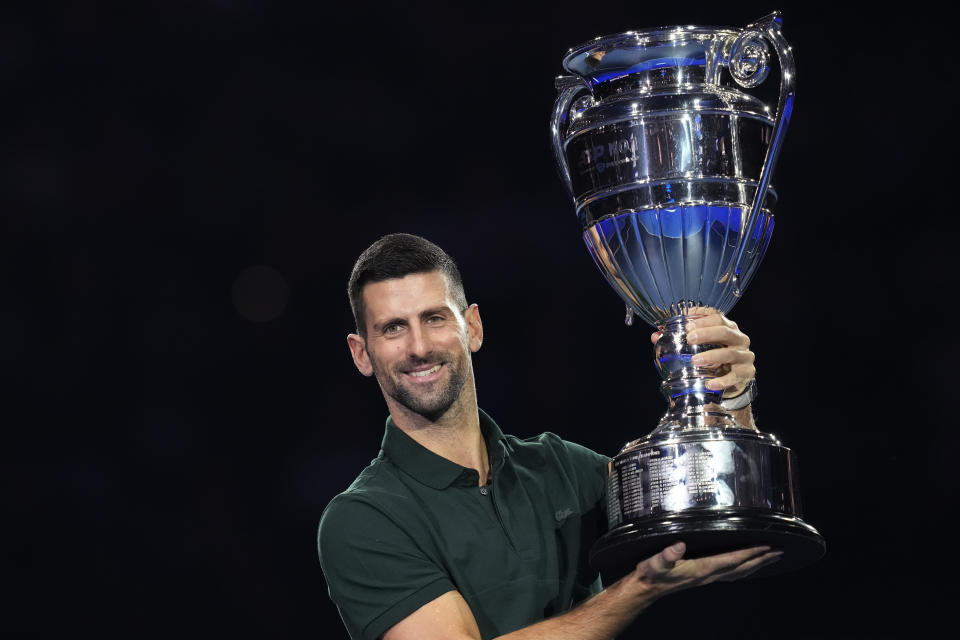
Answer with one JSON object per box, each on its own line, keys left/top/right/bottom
{"left": 720, "top": 378, "right": 757, "bottom": 411}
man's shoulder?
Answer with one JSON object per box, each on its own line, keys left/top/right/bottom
{"left": 320, "top": 455, "right": 406, "bottom": 519}
{"left": 317, "top": 456, "right": 419, "bottom": 553}
{"left": 316, "top": 455, "right": 457, "bottom": 640}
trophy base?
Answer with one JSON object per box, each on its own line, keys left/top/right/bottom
{"left": 590, "top": 509, "right": 825, "bottom": 583}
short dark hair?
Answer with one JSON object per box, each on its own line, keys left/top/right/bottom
{"left": 348, "top": 233, "right": 468, "bottom": 336}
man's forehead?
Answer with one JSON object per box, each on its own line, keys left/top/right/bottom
{"left": 361, "top": 271, "right": 457, "bottom": 317}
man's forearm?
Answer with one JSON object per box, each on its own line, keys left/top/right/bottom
{"left": 424, "top": 542, "right": 780, "bottom": 640}
{"left": 494, "top": 575, "right": 655, "bottom": 640}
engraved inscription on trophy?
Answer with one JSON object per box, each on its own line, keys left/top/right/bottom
{"left": 575, "top": 136, "right": 639, "bottom": 176}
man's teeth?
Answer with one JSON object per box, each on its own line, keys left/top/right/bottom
{"left": 409, "top": 364, "right": 441, "bottom": 378}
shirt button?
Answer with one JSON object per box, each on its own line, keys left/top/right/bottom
{"left": 479, "top": 486, "right": 489, "bottom": 495}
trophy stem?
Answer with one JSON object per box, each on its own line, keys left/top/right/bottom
{"left": 653, "top": 313, "right": 739, "bottom": 433}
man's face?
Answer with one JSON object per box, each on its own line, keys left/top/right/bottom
{"left": 347, "top": 271, "right": 482, "bottom": 422}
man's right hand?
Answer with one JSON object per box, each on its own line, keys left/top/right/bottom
{"left": 617, "top": 541, "right": 782, "bottom": 607}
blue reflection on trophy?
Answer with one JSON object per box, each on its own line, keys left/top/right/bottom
{"left": 551, "top": 12, "right": 824, "bottom": 579}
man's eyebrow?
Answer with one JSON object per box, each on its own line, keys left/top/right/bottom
{"left": 419, "top": 306, "right": 453, "bottom": 319}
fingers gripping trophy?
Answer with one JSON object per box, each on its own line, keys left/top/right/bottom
{"left": 550, "top": 12, "right": 825, "bottom": 580}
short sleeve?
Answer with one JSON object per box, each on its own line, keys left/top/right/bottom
{"left": 558, "top": 439, "right": 610, "bottom": 514}
{"left": 318, "top": 496, "right": 456, "bottom": 640}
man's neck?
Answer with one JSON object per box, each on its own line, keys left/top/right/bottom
{"left": 385, "top": 386, "right": 490, "bottom": 485}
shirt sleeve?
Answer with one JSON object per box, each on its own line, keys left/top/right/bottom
{"left": 318, "top": 495, "right": 456, "bottom": 640}
{"left": 553, "top": 437, "right": 611, "bottom": 596}
{"left": 558, "top": 438, "right": 610, "bottom": 514}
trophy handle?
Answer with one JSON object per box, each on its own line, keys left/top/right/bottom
{"left": 730, "top": 12, "right": 796, "bottom": 293}
{"left": 551, "top": 75, "right": 589, "bottom": 202}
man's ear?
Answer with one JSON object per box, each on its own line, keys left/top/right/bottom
{"left": 464, "top": 304, "right": 483, "bottom": 353}
{"left": 347, "top": 333, "right": 374, "bottom": 376}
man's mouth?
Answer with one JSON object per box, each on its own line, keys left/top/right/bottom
{"left": 405, "top": 363, "right": 442, "bottom": 379}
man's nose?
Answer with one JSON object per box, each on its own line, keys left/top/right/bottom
{"left": 406, "top": 324, "right": 430, "bottom": 358}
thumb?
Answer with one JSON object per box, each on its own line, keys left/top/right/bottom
{"left": 638, "top": 541, "right": 686, "bottom": 577}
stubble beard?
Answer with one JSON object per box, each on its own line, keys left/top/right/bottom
{"left": 370, "top": 350, "right": 470, "bottom": 422}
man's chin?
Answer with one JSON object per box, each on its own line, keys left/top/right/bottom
{"left": 388, "top": 385, "right": 460, "bottom": 422}
{"left": 398, "top": 396, "right": 456, "bottom": 422}
{"left": 379, "top": 361, "right": 468, "bottom": 422}
{"left": 412, "top": 404, "right": 455, "bottom": 423}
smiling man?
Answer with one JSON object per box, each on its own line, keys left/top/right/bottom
{"left": 318, "top": 233, "right": 777, "bottom": 640}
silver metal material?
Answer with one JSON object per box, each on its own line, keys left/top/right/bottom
{"left": 550, "top": 16, "right": 791, "bottom": 319}
{"left": 551, "top": 12, "right": 823, "bottom": 578}
{"left": 606, "top": 431, "right": 796, "bottom": 526}
{"left": 551, "top": 74, "right": 587, "bottom": 202}
{"left": 581, "top": 204, "right": 775, "bottom": 327}
{"left": 730, "top": 15, "right": 795, "bottom": 291}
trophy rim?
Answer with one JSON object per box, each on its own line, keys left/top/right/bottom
{"left": 563, "top": 25, "right": 739, "bottom": 73}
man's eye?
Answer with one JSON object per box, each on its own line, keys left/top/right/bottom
{"left": 383, "top": 324, "right": 402, "bottom": 334}
{"left": 426, "top": 315, "right": 445, "bottom": 324}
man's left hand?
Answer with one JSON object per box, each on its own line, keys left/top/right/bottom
{"left": 649, "top": 310, "right": 755, "bottom": 398}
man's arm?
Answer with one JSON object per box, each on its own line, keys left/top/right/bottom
{"left": 384, "top": 542, "right": 781, "bottom": 640}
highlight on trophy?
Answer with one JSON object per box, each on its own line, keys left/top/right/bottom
{"left": 550, "top": 12, "right": 825, "bottom": 581}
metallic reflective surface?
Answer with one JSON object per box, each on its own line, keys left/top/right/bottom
{"left": 606, "top": 431, "right": 798, "bottom": 522}
{"left": 552, "top": 14, "right": 794, "bottom": 321}
{"left": 583, "top": 205, "right": 774, "bottom": 327}
{"left": 551, "top": 12, "right": 824, "bottom": 577}
{"left": 594, "top": 426, "right": 824, "bottom": 580}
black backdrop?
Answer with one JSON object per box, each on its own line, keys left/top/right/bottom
{"left": 4, "top": 2, "right": 954, "bottom": 638}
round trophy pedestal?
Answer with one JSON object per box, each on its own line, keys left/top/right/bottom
{"left": 592, "top": 427, "right": 825, "bottom": 582}
{"left": 590, "top": 509, "right": 826, "bottom": 583}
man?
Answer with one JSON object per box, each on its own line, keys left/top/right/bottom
{"left": 319, "top": 233, "right": 777, "bottom": 640}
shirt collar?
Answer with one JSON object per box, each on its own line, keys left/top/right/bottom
{"left": 380, "top": 408, "right": 511, "bottom": 490}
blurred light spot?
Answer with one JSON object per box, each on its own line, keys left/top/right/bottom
{"left": 232, "top": 265, "right": 289, "bottom": 322}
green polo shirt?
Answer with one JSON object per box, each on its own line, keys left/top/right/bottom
{"left": 318, "top": 409, "right": 609, "bottom": 640}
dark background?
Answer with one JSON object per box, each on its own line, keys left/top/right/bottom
{"left": 3, "top": 2, "right": 953, "bottom": 638}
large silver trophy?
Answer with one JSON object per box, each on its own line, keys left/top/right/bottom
{"left": 551, "top": 12, "right": 824, "bottom": 579}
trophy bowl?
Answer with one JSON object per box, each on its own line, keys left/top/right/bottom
{"left": 550, "top": 12, "right": 825, "bottom": 582}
